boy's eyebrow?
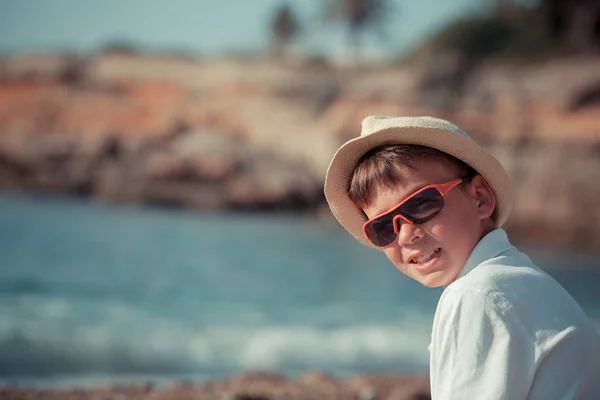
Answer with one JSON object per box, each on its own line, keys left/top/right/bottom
{"left": 369, "top": 181, "right": 426, "bottom": 214}
{"left": 389, "top": 178, "right": 429, "bottom": 198}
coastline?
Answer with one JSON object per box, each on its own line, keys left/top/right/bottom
{"left": 1, "top": 53, "right": 599, "bottom": 251}
{"left": 1, "top": 372, "right": 431, "bottom": 400}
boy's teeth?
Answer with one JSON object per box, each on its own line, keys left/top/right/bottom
{"left": 413, "top": 249, "right": 439, "bottom": 264}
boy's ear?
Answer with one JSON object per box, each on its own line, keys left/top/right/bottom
{"left": 469, "top": 175, "right": 496, "bottom": 221}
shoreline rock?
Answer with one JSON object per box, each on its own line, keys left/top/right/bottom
{"left": 1, "top": 52, "right": 599, "bottom": 250}
{"left": 0, "top": 372, "right": 431, "bottom": 400}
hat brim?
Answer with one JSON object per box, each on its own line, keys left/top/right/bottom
{"left": 324, "top": 125, "right": 513, "bottom": 249}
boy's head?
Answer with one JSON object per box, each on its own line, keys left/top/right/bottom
{"left": 324, "top": 116, "right": 513, "bottom": 288}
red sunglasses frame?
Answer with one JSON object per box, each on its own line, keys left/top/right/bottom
{"left": 362, "top": 177, "right": 467, "bottom": 246}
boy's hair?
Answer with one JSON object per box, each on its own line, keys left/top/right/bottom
{"left": 348, "top": 144, "right": 478, "bottom": 209}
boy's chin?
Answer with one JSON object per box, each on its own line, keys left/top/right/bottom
{"left": 418, "top": 271, "right": 457, "bottom": 289}
{"left": 419, "top": 279, "right": 444, "bottom": 288}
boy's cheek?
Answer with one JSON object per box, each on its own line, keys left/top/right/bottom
{"left": 383, "top": 247, "right": 400, "bottom": 264}
{"left": 383, "top": 248, "right": 409, "bottom": 274}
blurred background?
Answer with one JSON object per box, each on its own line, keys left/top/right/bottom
{"left": 0, "top": 0, "right": 599, "bottom": 389}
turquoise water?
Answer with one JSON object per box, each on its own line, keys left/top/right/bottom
{"left": 0, "top": 190, "right": 599, "bottom": 388}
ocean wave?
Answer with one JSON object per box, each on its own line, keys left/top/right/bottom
{"left": 0, "top": 322, "right": 431, "bottom": 379}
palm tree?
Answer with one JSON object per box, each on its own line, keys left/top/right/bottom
{"left": 493, "top": 0, "right": 600, "bottom": 52}
{"left": 540, "top": 0, "right": 600, "bottom": 52}
{"left": 271, "top": 4, "right": 300, "bottom": 58}
{"left": 324, "top": 0, "right": 392, "bottom": 59}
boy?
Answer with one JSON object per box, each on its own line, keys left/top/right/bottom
{"left": 324, "top": 116, "right": 600, "bottom": 399}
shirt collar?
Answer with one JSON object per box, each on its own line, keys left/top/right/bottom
{"left": 456, "top": 228, "right": 515, "bottom": 281}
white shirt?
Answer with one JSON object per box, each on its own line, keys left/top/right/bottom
{"left": 429, "top": 229, "right": 600, "bottom": 399}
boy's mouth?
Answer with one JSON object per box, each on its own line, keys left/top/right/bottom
{"left": 409, "top": 248, "right": 441, "bottom": 265}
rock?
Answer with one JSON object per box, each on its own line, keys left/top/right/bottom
{"left": 0, "top": 52, "right": 599, "bottom": 249}
{"left": 0, "top": 53, "right": 78, "bottom": 80}
{"left": 233, "top": 395, "right": 272, "bottom": 400}
{"left": 0, "top": 372, "right": 430, "bottom": 400}
{"left": 230, "top": 371, "right": 288, "bottom": 385}
{"left": 297, "top": 371, "right": 338, "bottom": 385}
{"left": 357, "top": 385, "right": 378, "bottom": 400}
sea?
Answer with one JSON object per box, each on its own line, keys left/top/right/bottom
{"left": 0, "top": 190, "right": 599, "bottom": 388}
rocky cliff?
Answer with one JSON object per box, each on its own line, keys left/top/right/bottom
{"left": 0, "top": 52, "right": 599, "bottom": 250}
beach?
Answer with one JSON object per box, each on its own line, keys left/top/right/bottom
{"left": 1, "top": 193, "right": 599, "bottom": 393}
{"left": 2, "top": 3, "right": 600, "bottom": 398}
{"left": 1, "top": 372, "right": 431, "bottom": 400}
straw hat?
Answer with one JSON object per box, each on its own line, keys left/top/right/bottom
{"left": 324, "top": 115, "right": 513, "bottom": 249}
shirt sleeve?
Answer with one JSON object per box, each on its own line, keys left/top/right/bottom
{"left": 430, "top": 288, "right": 536, "bottom": 400}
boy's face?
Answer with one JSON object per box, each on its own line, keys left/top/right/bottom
{"left": 362, "top": 159, "right": 495, "bottom": 288}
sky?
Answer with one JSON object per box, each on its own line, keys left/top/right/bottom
{"left": 0, "top": 0, "right": 489, "bottom": 60}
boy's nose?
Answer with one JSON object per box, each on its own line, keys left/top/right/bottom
{"left": 395, "top": 220, "right": 425, "bottom": 246}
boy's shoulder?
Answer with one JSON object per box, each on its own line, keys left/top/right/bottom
{"left": 436, "top": 245, "right": 593, "bottom": 338}
{"left": 443, "top": 246, "right": 554, "bottom": 308}
{"left": 444, "top": 228, "right": 548, "bottom": 300}
{"left": 437, "top": 249, "right": 540, "bottom": 318}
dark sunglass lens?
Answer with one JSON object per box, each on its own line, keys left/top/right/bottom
{"left": 401, "top": 188, "right": 444, "bottom": 223}
{"left": 366, "top": 216, "right": 396, "bottom": 247}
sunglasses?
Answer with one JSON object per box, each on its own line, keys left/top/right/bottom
{"left": 363, "top": 176, "right": 473, "bottom": 247}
